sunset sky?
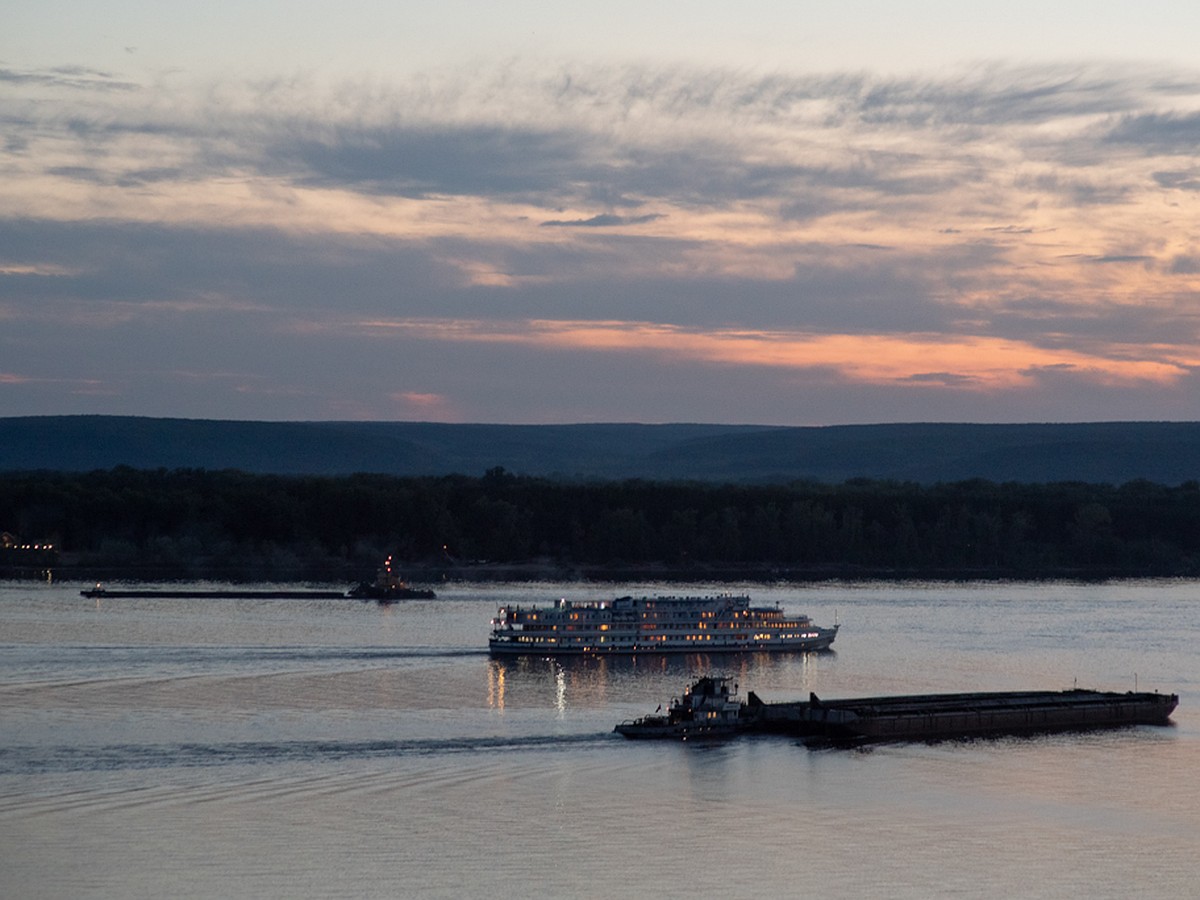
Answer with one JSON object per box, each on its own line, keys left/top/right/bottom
{"left": 5, "top": 2, "right": 1200, "bottom": 424}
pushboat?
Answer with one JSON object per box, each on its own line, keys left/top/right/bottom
{"left": 348, "top": 556, "right": 436, "bottom": 601}
{"left": 615, "top": 676, "right": 747, "bottom": 740}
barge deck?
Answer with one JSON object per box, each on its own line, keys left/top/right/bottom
{"left": 80, "top": 588, "right": 350, "bottom": 599}
{"left": 747, "top": 688, "right": 1179, "bottom": 745}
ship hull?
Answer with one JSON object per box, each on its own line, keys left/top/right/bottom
{"left": 348, "top": 584, "right": 436, "bottom": 601}
{"left": 614, "top": 721, "right": 746, "bottom": 740}
{"left": 488, "top": 632, "right": 836, "bottom": 657}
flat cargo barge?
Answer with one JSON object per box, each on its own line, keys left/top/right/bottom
{"left": 80, "top": 588, "right": 349, "bottom": 599}
{"left": 616, "top": 678, "right": 1178, "bottom": 745}
{"left": 748, "top": 688, "right": 1179, "bottom": 744}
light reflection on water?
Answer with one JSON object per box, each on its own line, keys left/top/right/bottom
{"left": 1, "top": 579, "right": 1198, "bottom": 899}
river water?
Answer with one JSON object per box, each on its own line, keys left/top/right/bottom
{"left": 1, "top": 579, "right": 1197, "bottom": 899}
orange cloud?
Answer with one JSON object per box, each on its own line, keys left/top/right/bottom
{"left": 390, "top": 390, "right": 457, "bottom": 417}
{"left": 357, "top": 317, "right": 1196, "bottom": 389}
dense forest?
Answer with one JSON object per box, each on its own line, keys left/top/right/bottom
{"left": 4, "top": 467, "right": 1200, "bottom": 581}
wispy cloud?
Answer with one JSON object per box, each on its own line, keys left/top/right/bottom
{"left": 540, "top": 213, "right": 665, "bottom": 227}
{"left": 1104, "top": 110, "right": 1200, "bottom": 152}
{"left": 0, "top": 64, "right": 140, "bottom": 92}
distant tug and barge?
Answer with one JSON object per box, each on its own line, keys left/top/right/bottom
{"left": 80, "top": 557, "right": 435, "bottom": 602}
{"left": 488, "top": 594, "right": 839, "bottom": 657}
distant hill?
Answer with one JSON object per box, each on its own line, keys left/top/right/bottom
{"left": 2, "top": 416, "right": 1199, "bottom": 485}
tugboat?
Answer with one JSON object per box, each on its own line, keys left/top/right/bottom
{"left": 615, "top": 676, "right": 747, "bottom": 740}
{"left": 347, "top": 556, "right": 436, "bottom": 601}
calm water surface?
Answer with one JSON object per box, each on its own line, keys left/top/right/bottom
{"left": 2, "top": 579, "right": 1197, "bottom": 898}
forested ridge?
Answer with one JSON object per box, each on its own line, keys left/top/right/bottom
{"left": 4, "top": 467, "right": 1200, "bottom": 581}
{"left": 6, "top": 417, "right": 1200, "bottom": 485}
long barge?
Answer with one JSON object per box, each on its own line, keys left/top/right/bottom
{"left": 747, "top": 688, "right": 1179, "bottom": 744}
{"left": 80, "top": 588, "right": 349, "bottom": 599}
{"left": 617, "top": 678, "right": 1178, "bottom": 745}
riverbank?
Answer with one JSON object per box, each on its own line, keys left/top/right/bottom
{"left": 5, "top": 557, "right": 1182, "bottom": 585}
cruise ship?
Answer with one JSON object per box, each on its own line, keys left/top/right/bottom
{"left": 488, "top": 594, "right": 838, "bottom": 656}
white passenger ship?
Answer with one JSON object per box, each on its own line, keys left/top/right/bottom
{"left": 488, "top": 594, "right": 838, "bottom": 656}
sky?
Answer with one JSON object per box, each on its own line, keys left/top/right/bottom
{"left": 4, "top": 2, "right": 1200, "bottom": 425}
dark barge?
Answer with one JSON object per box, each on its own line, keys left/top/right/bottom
{"left": 746, "top": 688, "right": 1179, "bottom": 745}
{"left": 617, "top": 678, "right": 1179, "bottom": 746}
{"left": 80, "top": 587, "right": 349, "bottom": 599}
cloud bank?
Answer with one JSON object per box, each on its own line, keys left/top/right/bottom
{"left": 2, "top": 60, "right": 1200, "bottom": 423}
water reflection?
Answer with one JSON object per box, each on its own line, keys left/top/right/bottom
{"left": 555, "top": 664, "right": 566, "bottom": 717}
{"left": 486, "top": 661, "right": 506, "bottom": 710}
{"left": 485, "top": 650, "right": 833, "bottom": 712}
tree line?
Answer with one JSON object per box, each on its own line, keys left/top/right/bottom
{"left": 3, "top": 466, "right": 1200, "bottom": 580}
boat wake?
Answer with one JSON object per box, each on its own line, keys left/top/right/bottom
{"left": 0, "top": 732, "right": 614, "bottom": 775}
